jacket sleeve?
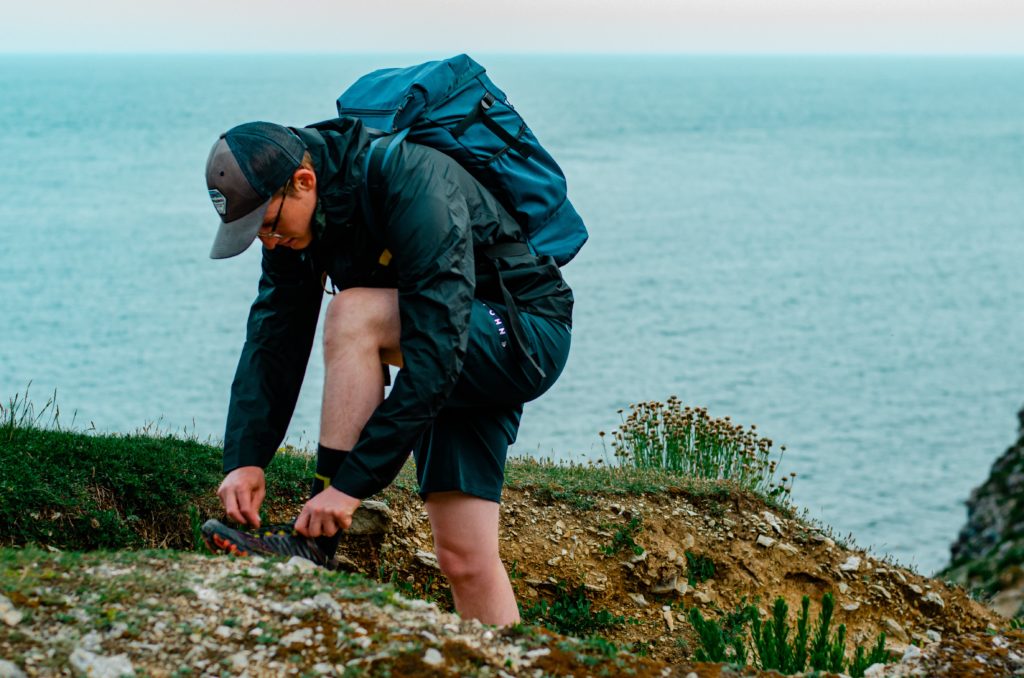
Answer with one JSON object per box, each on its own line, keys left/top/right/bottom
{"left": 223, "top": 247, "right": 323, "bottom": 473}
{"left": 331, "top": 161, "right": 476, "bottom": 498}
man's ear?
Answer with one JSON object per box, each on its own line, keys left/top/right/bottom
{"left": 293, "top": 167, "right": 317, "bottom": 192}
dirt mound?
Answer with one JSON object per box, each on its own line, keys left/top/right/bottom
{"left": 323, "top": 482, "right": 1021, "bottom": 674}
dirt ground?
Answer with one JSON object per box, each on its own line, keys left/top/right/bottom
{"left": 322, "top": 484, "right": 1024, "bottom": 675}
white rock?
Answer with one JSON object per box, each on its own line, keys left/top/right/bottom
{"left": 525, "top": 648, "right": 551, "bottom": 659}
{"left": 68, "top": 649, "right": 135, "bottom": 678}
{"left": 215, "top": 625, "right": 233, "bottom": 639}
{"left": 229, "top": 651, "right": 250, "bottom": 671}
{"left": 763, "top": 511, "right": 784, "bottom": 535}
{"left": 279, "top": 627, "right": 313, "bottom": 647}
{"left": 0, "top": 660, "right": 26, "bottom": 678}
{"left": 884, "top": 618, "right": 906, "bottom": 640}
{"left": 926, "top": 629, "right": 942, "bottom": 643}
{"left": 415, "top": 550, "right": 440, "bottom": 570}
{"left": 662, "top": 606, "right": 675, "bottom": 633}
{"left": 313, "top": 662, "right": 334, "bottom": 674}
{"left": 840, "top": 556, "right": 861, "bottom": 572}
{"left": 902, "top": 644, "right": 923, "bottom": 661}
{"left": 650, "top": 576, "right": 678, "bottom": 594}
{"left": 0, "top": 596, "right": 22, "bottom": 628}
{"left": 922, "top": 591, "right": 945, "bottom": 609}
{"left": 194, "top": 586, "right": 219, "bottom": 603}
{"left": 423, "top": 648, "right": 444, "bottom": 666}
{"left": 287, "top": 556, "right": 318, "bottom": 572}
{"left": 80, "top": 631, "right": 104, "bottom": 653}
{"left": 627, "top": 593, "right": 649, "bottom": 607}
{"left": 870, "top": 584, "right": 891, "bottom": 601}
{"left": 863, "top": 663, "right": 888, "bottom": 677}
{"left": 843, "top": 602, "right": 860, "bottom": 612}
{"left": 777, "top": 543, "right": 799, "bottom": 555}
{"left": 756, "top": 535, "right": 775, "bottom": 548}
{"left": 839, "top": 582, "right": 849, "bottom": 594}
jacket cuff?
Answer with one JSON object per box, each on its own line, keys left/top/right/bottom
{"left": 330, "top": 456, "right": 383, "bottom": 500}
{"left": 223, "top": 448, "right": 273, "bottom": 474}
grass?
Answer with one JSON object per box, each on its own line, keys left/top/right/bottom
{"left": 600, "top": 517, "right": 644, "bottom": 557}
{"left": 0, "top": 389, "right": 312, "bottom": 551}
{"left": 685, "top": 551, "right": 715, "bottom": 586}
{"left": 2, "top": 388, "right": 792, "bottom": 552}
{"left": 519, "top": 580, "right": 628, "bottom": 637}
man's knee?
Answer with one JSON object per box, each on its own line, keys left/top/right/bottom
{"left": 323, "top": 288, "right": 399, "bottom": 356}
{"left": 434, "top": 541, "right": 497, "bottom": 584}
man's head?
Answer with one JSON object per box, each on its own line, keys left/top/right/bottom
{"left": 206, "top": 121, "right": 318, "bottom": 259}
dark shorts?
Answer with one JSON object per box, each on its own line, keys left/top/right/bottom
{"left": 412, "top": 300, "right": 571, "bottom": 503}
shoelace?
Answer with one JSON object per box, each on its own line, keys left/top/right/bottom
{"left": 255, "top": 528, "right": 323, "bottom": 562}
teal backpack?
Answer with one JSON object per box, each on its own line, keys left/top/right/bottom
{"left": 334, "top": 54, "right": 587, "bottom": 267}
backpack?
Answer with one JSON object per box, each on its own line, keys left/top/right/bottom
{"left": 334, "top": 54, "right": 587, "bottom": 266}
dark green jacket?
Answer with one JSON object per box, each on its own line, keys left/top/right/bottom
{"left": 223, "top": 118, "right": 573, "bottom": 498}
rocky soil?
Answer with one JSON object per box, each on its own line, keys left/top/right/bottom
{"left": 5, "top": 480, "right": 1024, "bottom": 676}
{"left": 945, "top": 405, "right": 1024, "bottom": 618}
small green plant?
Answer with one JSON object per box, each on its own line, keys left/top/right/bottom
{"left": 687, "top": 606, "right": 749, "bottom": 664}
{"left": 601, "top": 516, "right": 644, "bottom": 556}
{"left": 685, "top": 551, "right": 715, "bottom": 586}
{"left": 848, "top": 632, "right": 889, "bottom": 677}
{"left": 520, "top": 581, "right": 626, "bottom": 637}
{"left": 608, "top": 397, "right": 793, "bottom": 502}
{"left": 188, "top": 505, "right": 207, "bottom": 553}
{"left": 686, "top": 592, "right": 892, "bottom": 676}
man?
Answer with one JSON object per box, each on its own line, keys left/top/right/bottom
{"left": 200, "top": 119, "right": 573, "bottom": 625}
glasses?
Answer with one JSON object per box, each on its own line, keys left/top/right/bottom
{"left": 257, "top": 181, "right": 291, "bottom": 241}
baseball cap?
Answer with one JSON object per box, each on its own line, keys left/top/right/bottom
{"left": 205, "top": 121, "right": 307, "bottom": 259}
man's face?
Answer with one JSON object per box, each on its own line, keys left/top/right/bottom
{"left": 257, "top": 168, "right": 317, "bottom": 251}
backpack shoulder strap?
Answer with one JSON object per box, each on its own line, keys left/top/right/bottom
{"left": 361, "top": 129, "right": 410, "bottom": 229}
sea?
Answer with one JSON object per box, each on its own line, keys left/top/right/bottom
{"left": 1, "top": 54, "right": 1022, "bottom": 575}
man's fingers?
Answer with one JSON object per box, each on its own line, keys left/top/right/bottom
{"left": 236, "top": 490, "right": 259, "bottom": 528}
{"left": 222, "top": 489, "right": 244, "bottom": 525}
{"left": 294, "top": 507, "right": 310, "bottom": 537}
{"left": 308, "top": 513, "right": 323, "bottom": 539}
{"left": 321, "top": 517, "right": 339, "bottom": 538}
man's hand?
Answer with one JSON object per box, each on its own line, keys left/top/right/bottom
{"left": 295, "top": 486, "right": 361, "bottom": 538}
{"left": 217, "top": 466, "right": 266, "bottom": 528}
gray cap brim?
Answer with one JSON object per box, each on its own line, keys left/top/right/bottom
{"left": 209, "top": 197, "right": 272, "bottom": 260}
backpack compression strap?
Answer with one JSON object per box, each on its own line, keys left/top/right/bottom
{"left": 450, "top": 93, "right": 534, "bottom": 160}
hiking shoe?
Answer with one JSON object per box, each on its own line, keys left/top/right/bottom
{"left": 201, "top": 519, "right": 329, "bottom": 567}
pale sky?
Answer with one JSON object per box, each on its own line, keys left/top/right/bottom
{"left": 6, "top": 0, "right": 1024, "bottom": 54}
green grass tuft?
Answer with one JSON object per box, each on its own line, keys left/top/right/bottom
{"left": 520, "top": 580, "right": 627, "bottom": 637}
